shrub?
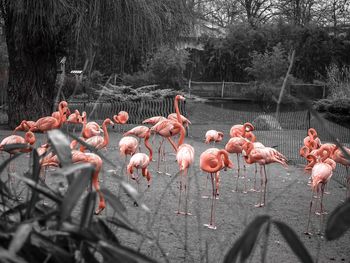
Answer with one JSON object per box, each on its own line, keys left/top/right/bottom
{"left": 245, "top": 43, "right": 288, "bottom": 82}
{"left": 122, "top": 71, "right": 156, "bottom": 88}
{"left": 325, "top": 63, "right": 350, "bottom": 99}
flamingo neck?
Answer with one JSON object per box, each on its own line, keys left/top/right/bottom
{"left": 218, "top": 149, "right": 230, "bottom": 167}
{"left": 305, "top": 154, "right": 316, "bottom": 170}
{"left": 174, "top": 96, "right": 182, "bottom": 123}
{"left": 176, "top": 123, "right": 186, "bottom": 148}
{"left": 144, "top": 133, "right": 153, "bottom": 161}
{"left": 102, "top": 121, "right": 110, "bottom": 147}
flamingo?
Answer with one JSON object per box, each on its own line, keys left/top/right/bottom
{"left": 123, "top": 126, "right": 153, "bottom": 159}
{"left": 330, "top": 145, "right": 350, "bottom": 198}
{"left": 80, "top": 111, "right": 102, "bottom": 139}
{"left": 168, "top": 113, "right": 191, "bottom": 128}
{"left": 29, "top": 101, "right": 69, "bottom": 133}
{"left": 113, "top": 111, "right": 129, "bottom": 124}
{"left": 200, "top": 148, "right": 233, "bottom": 229}
{"left": 225, "top": 136, "right": 249, "bottom": 193}
{"left": 205, "top": 130, "right": 224, "bottom": 144}
{"left": 242, "top": 141, "right": 288, "bottom": 207}
{"left": 142, "top": 116, "right": 167, "bottom": 125}
{"left": 119, "top": 136, "right": 139, "bottom": 180}
{"left": 304, "top": 151, "right": 335, "bottom": 235}
{"left": 230, "top": 122, "right": 254, "bottom": 138}
{"left": 13, "top": 120, "right": 36, "bottom": 134}
{"left": 303, "top": 128, "right": 322, "bottom": 150}
{"left": 79, "top": 118, "right": 114, "bottom": 152}
{"left": 127, "top": 153, "right": 152, "bottom": 190}
{"left": 176, "top": 143, "right": 194, "bottom": 215}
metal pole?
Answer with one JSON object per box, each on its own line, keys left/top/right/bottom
{"left": 188, "top": 79, "right": 191, "bottom": 98}
{"left": 221, "top": 80, "right": 225, "bottom": 98}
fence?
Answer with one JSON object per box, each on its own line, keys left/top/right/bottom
{"left": 188, "top": 80, "right": 327, "bottom": 100}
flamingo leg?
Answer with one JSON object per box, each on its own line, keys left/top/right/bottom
{"left": 204, "top": 173, "right": 217, "bottom": 230}
{"left": 157, "top": 139, "right": 164, "bottom": 173}
{"left": 236, "top": 153, "right": 240, "bottom": 172}
{"left": 93, "top": 173, "right": 106, "bottom": 215}
{"left": 262, "top": 165, "right": 268, "bottom": 207}
{"left": 255, "top": 165, "right": 264, "bottom": 207}
{"left": 215, "top": 172, "right": 220, "bottom": 199}
{"left": 202, "top": 173, "right": 210, "bottom": 199}
{"left": 304, "top": 190, "right": 314, "bottom": 235}
{"left": 177, "top": 169, "right": 184, "bottom": 214}
{"left": 250, "top": 163, "right": 259, "bottom": 192}
{"left": 184, "top": 168, "right": 191, "bottom": 215}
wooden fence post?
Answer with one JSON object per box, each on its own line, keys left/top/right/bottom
{"left": 221, "top": 80, "right": 225, "bottom": 98}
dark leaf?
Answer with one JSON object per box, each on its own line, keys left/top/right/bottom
{"left": 98, "top": 240, "right": 156, "bottom": 263}
{"left": 26, "top": 150, "right": 41, "bottom": 219}
{"left": 2, "top": 143, "right": 29, "bottom": 152}
{"left": 61, "top": 222, "right": 99, "bottom": 242}
{"left": 100, "top": 188, "right": 126, "bottom": 213}
{"left": 30, "top": 232, "right": 74, "bottom": 262}
{"left": 80, "top": 191, "right": 97, "bottom": 229}
{"left": 13, "top": 173, "right": 62, "bottom": 203}
{"left": 60, "top": 165, "right": 94, "bottom": 222}
{"left": 53, "top": 162, "right": 95, "bottom": 178}
{"left": 80, "top": 242, "right": 100, "bottom": 263}
{"left": 0, "top": 153, "right": 22, "bottom": 176}
{"left": 223, "top": 215, "right": 270, "bottom": 263}
{"left": 47, "top": 129, "right": 72, "bottom": 168}
{"left": 325, "top": 198, "right": 350, "bottom": 240}
{"left": 274, "top": 220, "right": 313, "bottom": 263}
{"left": 8, "top": 223, "right": 32, "bottom": 254}
{"left": 0, "top": 248, "right": 27, "bottom": 263}
{"left": 105, "top": 216, "right": 142, "bottom": 235}
{"left": 93, "top": 219, "right": 120, "bottom": 244}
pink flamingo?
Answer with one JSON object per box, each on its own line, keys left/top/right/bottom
{"left": 304, "top": 150, "right": 335, "bottom": 235}
{"left": 200, "top": 148, "right": 233, "bottom": 229}
{"left": 230, "top": 122, "right": 254, "bottom": 138}
{"left": 13, "top": 120, "right": 36, "bottom": 134}
{"left": 29, "top": 101, "right": 69, "bottom": 133}
{"left": 127, "top": 153, "right": 152, "bottom": 190}
{"left": 119, "top": 136, "right": 139, "bottom": 180}
{"left": 79, "top": 118, "right": 114, "bottom": 152}
{"left": 113, "top": 111, "right": 129, "bottom": 124}
{"left": 303, "top": 128, "right": 322, "bottom": 150}
{"left": 331, "top": 145, "right": 350, "bottom": 198}
{"left": 242, "top": 141, "right": 288, "bottom": 207}
{"left": 142, "top": 116, "right": 167, "bottom": 125}
{"left": 205, "top": 130, "right": 224, "bottom": 144}
{"left": 123, "top": 126, "right": 153, "bottom": 159}
{"left": 168, "top": 113, "right": 191, "bottom": 128}
{"left": 80, "top": 111, "right": 102, "bottom": 139}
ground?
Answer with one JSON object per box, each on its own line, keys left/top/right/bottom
{"left": 1, "top": 125, "right": 349, "bottom": 263}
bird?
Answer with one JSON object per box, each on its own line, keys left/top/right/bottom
{"left": 119, "top": 136, "right": 139, "bottom": 180}
{"left": 168, "top": 113, "right": 191, "bottom": 128}
{"left": 123, "top": 125, "right": 153, "bottom": 160}
{"left": 242, "top": 141, "right": 288, "bottom": 207}
{"left": 142, "top": 116, "right": 167, "bottom": 125}
{"left": 176, "top": 143, "right": 194, "bottom": 215}
{"left": 304, "top": 150, "right": 335, "bottom": 235}
{"left": 303, "top": 128, "right": 322, "bottom": 150}
{"left": 13, "top": 120, "right": 36, "bottom": 134}
{"left": 113, "top": 111, "right": 129, "bottom": 124}
{"left": 330, "top": 145, "right": 350, "bottom": 198}
{"left": 80, "top": 111, "right": 102, "bottom": 139}
{"left": 29, "top": 101, "right": 69, "bottom": 133}
{"left": 127, "top": 153, "right": 152, "bottom": 190}
{"left": 80, "top": 118, "right": 114, "bottom": 152}
{"left": 205, "top": 130, "right": 224, "bottom": 144}
{"left": 200, "top": 148, "right": 233, "bottom": 229}
{"left": 225, "top": 136, "right": 248, "bottom": 193}
{"left": 230, "top": 122, "right": 254, "bottom": 138}
{"left": 67, "top": 109, "right": 82, "bottom": 124}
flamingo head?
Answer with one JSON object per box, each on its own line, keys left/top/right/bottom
{"left": 104, "top": 118, "right": 114, "bottom": 126}
{"left": 176, "top": 95, "right": 185, "bottom": 101}
{"left": 244, "top": 122, "right": 255, "bottom": 132}
{"left": 25, "top": 131, "right": 36, "bottom": 145}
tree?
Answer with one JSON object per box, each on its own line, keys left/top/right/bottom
{"left": 0, "top": 0, "right": 192, "bottom": 128}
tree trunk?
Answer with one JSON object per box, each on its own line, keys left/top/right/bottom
{"left": 4, "top": 9, "right": 57, "bottom": 128}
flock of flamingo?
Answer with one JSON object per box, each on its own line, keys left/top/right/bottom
{"left": 0, "top": 95, "right": 349, "bottom": 231}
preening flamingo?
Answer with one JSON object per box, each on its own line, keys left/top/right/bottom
{"left": 330, "top": 145, "right": 350, "bottom": 198}
{"left": 205, "top": 130, "right": 224, "bottom": 144}
{"left": 303, "top": 128, "right": 322, "bottom": 150}
{"left": 123, "top": 126, "right": 153, "bottom": 159}
{"left": 29, "top": 101, "right": 69, "bottom": 133}
{"left": 81, "top": 111, "right": 102, "bottom": 139}
{"left": 119, "top": 136, "right": 139, "bottom": 180}
{"left": 230, "top": 122, "right": 254, "bottom": 138}
{"left": 127, "top": 153, "right": 152, "bottom": 189}
{"left": 142, "top": 116, "right": 167, "bottom": 125}
{"left": 13, "top": 120, "right": 35, "bottom": 134}
{"left": 242, "top": 141, "right": 288, "bottom": 207}
{"left": 80, "top": 118, "right": 114, "bottom": 152}
{"left": 168, "top": 113, "right": 191, "bottom": 128}
{"left": 113, "top": 111, "right": 129, "bottom": 124}
{"left": 304, "top": 151, "right": 335, "bottom": 235}
{"left": 200, "top": 148, "right": 233, "bottom": 229}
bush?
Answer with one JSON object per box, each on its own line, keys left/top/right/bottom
{"left": 122, "top": 71, "right": 156, "bottom": 88}
{"left": 245, "top": 43, "right": 288, "bottom": 82}
{"left": 325, "top": 63, "right": 350, "bottom": 99}
{"left": 314, "top": 98, "right": 350, "bottom": 127}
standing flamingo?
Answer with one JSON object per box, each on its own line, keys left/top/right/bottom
{"left": 242, "top": 141, "right": 288, "bottom": 207}
{"left": 304, "top": 151, "right": 335, "bottom": 235}
{"left": 13, "top": 120, "right": 36, "bottom": 134}
{"left": 80, "top": 111, "right": 102, "bottom": 139}
{"left": 127, "top": 153, "right": 152, "bottom": 190}
{"left": 168, "top": 113, "right": 191, "bottom": 128}
{"left": 331, "top": 145, "right": 350, "bottom": 198}
{"left": 113, "top": 111, "right": 129, "bottom": 124}
{"left": 205, "top": 130, "right": 224, "bottom": 144}
{"left": 123, "top": 126, "right": 153, "bottom": 159}
{"left": 230, "top": 122, "right": 254, "bottom": 138}
{"left": 200, "top": 148, "right": 233, "bottom": 229}
{"left": 303, "top": 128, "right": 322, "bottom": 150}
{"left": 142, "top": 116, "right": 167, "bottom": 125}
{"left": 176, "top": 143, "right": 194, "bottom": 215}
{"left": 119, "top": 136, "right": 139, "bottom": 180}
{"left": 80, "top": 118, "right": 114, "bottom": 152}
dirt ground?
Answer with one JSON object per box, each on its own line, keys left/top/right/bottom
{"left": 1, "top": 125, "right": 349, "bottom": 263}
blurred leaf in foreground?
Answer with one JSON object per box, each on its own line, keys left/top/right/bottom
{"left": 325, "top": 198, "right": 350, "bottom": 241}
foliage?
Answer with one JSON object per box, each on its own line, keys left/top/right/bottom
{"left": 245, "top": 43, "right": 288, "bottom": 81}
{"left": 313, "top": 98, "right": 350, "bottom": 128}
{"left": 122, "top": 71, "right": 156, "bottom": 88}
{"left": 0, "top": 130, "right": 154, "bottom": 263}
{"left": 146, "top": 47, "right": 190, "bottom": 90}
{"left": 325, "top": 64, "right": 350, "bottom": 99}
